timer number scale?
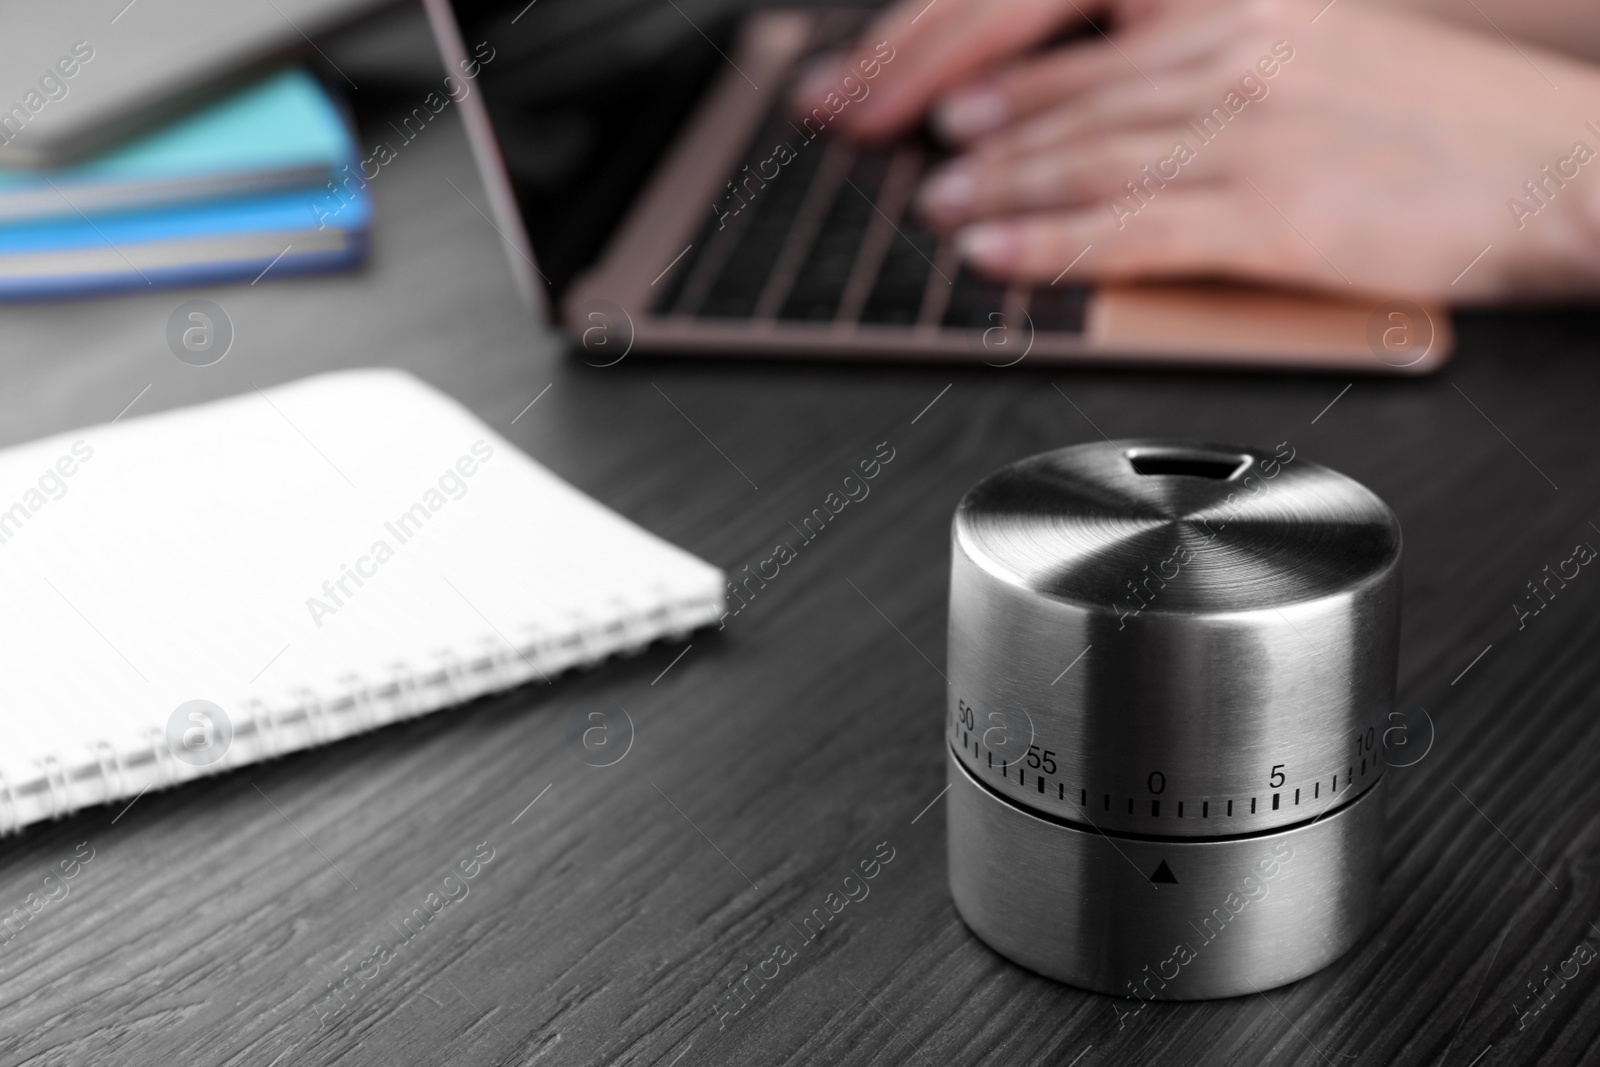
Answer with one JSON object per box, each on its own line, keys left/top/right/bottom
{"left": 948, "top": 696, "right": 1380, "bottom": 833}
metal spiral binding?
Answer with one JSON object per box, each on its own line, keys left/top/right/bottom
{"left": 513, "top": 627, "right": 554, "bottom": 683}
{"left": 295, "top": 687, "right": 331, "bottom": 745}
{"left": 609, "top": 596, "right": 657, "bottom": 657}
{"left": 93, "top": 741, "right": 126, "bottom": 806}
{"left": 339, "top": 673, "right": 378, "bottom": 734}
{"left": 0, "top": 769, "right": 17, "bottom": 836}
{"left": 0, "top": 593, "right": 723, "bottom": 836}
{"left": 433, "top": 647, "right": 472, "bottom": 708}
{"left": 388, "top": 660, "right": 421, "bottom": 721}
{"left": 472, "top": 635, "right": 516, "bottom": 691}
{"left": 39, "top": 756, "right": 71, "bottom": 821}
{"left": 147, "top": 726, "right": 176, "bottom": 789}
{"left": 240, "top": 698, "right": 279, "bottom": 760}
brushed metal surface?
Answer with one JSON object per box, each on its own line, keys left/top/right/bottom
{"left": 945, "top": 440, "right": 1398, "bottom": 998}
{"left": 947, "top": 748, "right": 1383, "bottom": 1000}
{"left": 948, "top": 439, "right": 1402, "bottom": 837}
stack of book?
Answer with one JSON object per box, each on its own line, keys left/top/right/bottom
{"left": 0, "top": 68, "right": 368, "bottom": 299}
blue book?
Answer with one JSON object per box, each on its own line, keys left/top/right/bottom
{"left": 0, "top": 68, "right": 369, "bottom": 299}
{"left": 0, "top": 184, "right": 370, "bottom": 299}
{"left": 0, "top": 70, "right": 355, "bottom": 223}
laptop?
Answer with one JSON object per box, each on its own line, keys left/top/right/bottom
{"left": 430, "top": 0, "right": 1451, "bottom": 373}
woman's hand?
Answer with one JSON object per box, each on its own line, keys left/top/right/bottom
{"left": 792, "top": 0, "right": 1168, "bottom": 142}
{"left": 798, "top": 0, "right": 1600, "bottom": 301}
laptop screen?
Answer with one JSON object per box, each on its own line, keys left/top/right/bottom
{"left": 430, "top": 0, "right": 740, "bottom": 302}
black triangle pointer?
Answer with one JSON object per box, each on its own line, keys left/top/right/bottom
{"left": 1149, "top": 860, "right": 1178, "bottom": 885}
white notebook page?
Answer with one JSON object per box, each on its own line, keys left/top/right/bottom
{"left": 0, "top": 369, "right": 724, "bottom": 832}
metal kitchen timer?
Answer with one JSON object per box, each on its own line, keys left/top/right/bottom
{"left": 945, "top": 439, "right": 1399, "bottom": 999}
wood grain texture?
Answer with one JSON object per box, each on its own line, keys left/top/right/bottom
{"left": 1, "top": 79, "right": 1599, "bottom": 1067}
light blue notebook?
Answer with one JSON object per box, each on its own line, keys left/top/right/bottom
{"left": 0, "top": 69, "right": 353, "bottom": 222}
{"left": 0, "top": 67, "right": 369, "bottom": 299}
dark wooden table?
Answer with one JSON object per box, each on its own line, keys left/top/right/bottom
{"left": 3, "top": 64, "right": 1600, "bottom": 1067}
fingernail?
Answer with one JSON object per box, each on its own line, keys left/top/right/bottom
{"left": 936, "top": 88, "right": 1010, "bottom": 140}
{"left": 792, "top": 53, "right": 845, "bottom": 108}
{"left": 956, "top": 224, "right": 1021, "bottom": 271}
{"left": 919, "top": 161, "right": 977, "bottom": 221}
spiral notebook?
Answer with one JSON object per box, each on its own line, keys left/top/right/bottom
{"left": 0, "top": 369, "right": 724, "bottom": 834}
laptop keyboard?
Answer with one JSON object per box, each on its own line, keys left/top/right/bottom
{"left": 653, "top": 63, "right": 1089, "bottom": 336}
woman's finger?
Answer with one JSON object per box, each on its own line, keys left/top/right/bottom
{"left": 951, "top": 187, "right": 1349, "bottom": 290}
{"left": 965, "top": 61, "right": 1265, "bottom": 165}
{"left": 934, "top": 9, "right": 1246, "bottom": 141}
{"left": 791, "top": 0, "right": 1095, "bottom": 141}
{"left": 919, "top": 128, "right": 1222, "bottom": 226}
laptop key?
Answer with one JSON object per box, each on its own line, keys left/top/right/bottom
{"left": 694, "top": 119, "right": 830, "bottom": 319}
{"left": 654, "top": 209, "right": 718, "bottom": 316}
{"left": 941, "top": 266, "right": 1008, "bottom": 331}
{"left": 660, "top": 112, "right": 807, "bottom": 317}
{"left": 777, "top": 149, "right": 890, "bottom": 322}
{"left": 835, "top": 147, "right": 923, "bottom": 326}
{"left": 859, "top": 216, "right": 938, "bottom": 326}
